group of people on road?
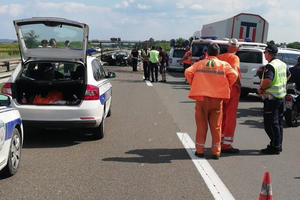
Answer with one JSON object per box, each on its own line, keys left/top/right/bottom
{"left": 138, "top": 44, "right": 168, "bottom": 82}
{"left": 185, "top": 39, "right": 291, "bottom": 159}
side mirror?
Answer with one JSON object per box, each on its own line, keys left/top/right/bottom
{"left": 0, "top": 94, "right": 11, "bottom": 106}
{"left": 106, "top": 71, "right": 116, "bottom": 78}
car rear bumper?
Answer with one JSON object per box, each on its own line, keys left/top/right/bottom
{"left": 23, "top": 119, "right": 98, "bottom": 129}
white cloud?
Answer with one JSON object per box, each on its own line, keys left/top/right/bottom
{"left": 137, "top": 4, "right": 150, "bottom": 10}
{"left": 190, "top": 4, "right": 202, "bottom": 11}
{"left": 0, "top": 5, "right": 8, "bottom": 14}
{"left": 122, "top": 1, "right": 129, "bottom": 8}
{"left": 176, "top": 3, "right": 184, "bottom": 9}
{"left": 0, "top": 4, "right": 24, "bottom": 17}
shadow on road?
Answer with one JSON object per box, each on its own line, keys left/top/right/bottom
{"left": 102, "top": 148, "right": 266, "bottom": 164}
{"left": 23, "top": 128, "right": 97, "bottom": 149}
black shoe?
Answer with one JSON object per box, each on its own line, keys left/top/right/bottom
{"left": 194, "top": 152, "right": 204, "bottom": 158}
{"left": 211, "top": 155, "right": 220, "bottom": 160}
{"left": 221, "top": 147, "right": 240, "bottom": 154}
{"left": 260, "top": 147, "right": 280, "bottom": 155}
{"left": 159, "top": 80, "right": 164, "bottom": 82}
{"left": 151, "top": 80, "right": 154, "bottom": 82}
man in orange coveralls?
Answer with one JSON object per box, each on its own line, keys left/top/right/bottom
{"left": 217, "top": 38, "right": 241, "bottom": 154}
{"left": 185, "top": 43, "right": 238, "bottom": 159}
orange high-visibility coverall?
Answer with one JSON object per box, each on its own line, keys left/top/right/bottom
{"left": 185, "top": 56, "right": 238, "bottom": 155}
{"left": 217, "top": 53, "right": 241, "bottom": 150}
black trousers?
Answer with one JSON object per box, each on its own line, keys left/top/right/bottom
{"left": 132, "top": 59, "right": 138, "bottom": 71}
{"left": 263, "top": 98, "right": 284, "bottom": 150}
{"left": 149, "top": 62, "right": 158, "bottom": 81}
{"left": 143, "top": 61, "right": 149, "bottom": 80}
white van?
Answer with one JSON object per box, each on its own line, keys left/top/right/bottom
{"left": 191, "top": 38, "right": 266, "bottom": 64}
{"left": 167, "top": 47, "right": 186, "bottom": 71}
{"left": 237, "top": 47, "right": 300, "bottom": 97}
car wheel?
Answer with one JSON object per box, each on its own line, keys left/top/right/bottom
{"left": 240, "top": 88, "right": 249, "bottom": 98}
{"left": 3, "top": 128, "right": 22, "bottom": 176}
{"left": 93, "top": 115, "right": 105, "bottom": 140}
{"left": 107, "top": 107, "right": 111, "bottom": 117}
{"left": 285, "top": 105, "right": 298, "bottom": 127}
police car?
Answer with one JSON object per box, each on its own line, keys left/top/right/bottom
{"left": 0, "top": 94, "right": 23, "bottom": 176}
{"left": 1, "top": 17, "right": 115, "bottom": 139}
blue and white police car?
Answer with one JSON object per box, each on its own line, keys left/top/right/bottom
{"left": 1, "top": 17, "right": 115, "bottom": 139}
{"left": 0, "top": 94, "right": 23, "bottom": 177}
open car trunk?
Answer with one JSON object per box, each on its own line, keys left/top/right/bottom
{"left": 12, "top": 61, "right": 86, "bottom": 105}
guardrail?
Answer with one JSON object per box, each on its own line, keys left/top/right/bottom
{"left": 0, "top": 58, "right": 20, "bottom": 72}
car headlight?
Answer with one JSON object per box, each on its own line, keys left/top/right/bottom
{"left": 112, "top": 54, "right": 116, "bottom": 59}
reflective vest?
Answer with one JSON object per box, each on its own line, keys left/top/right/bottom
{"left": 265, "top": 59, "right": 287, "bottom": 98}
{"left": 185, "top": 56, "right": 238, "bottom": 100}
{"left": 149, "top": 50, "right": 159, "bottom": 63}
{"left": 183, "top": 50, "right": 192, "bottom": 65}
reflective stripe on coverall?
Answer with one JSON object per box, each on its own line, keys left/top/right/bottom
{"left": 217, "top": 53, "right": 241, "bottom": 149}
{"left": 185, "top": 56, "right": 238, "bottom": 155}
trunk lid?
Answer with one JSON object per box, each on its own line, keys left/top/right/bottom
{"left": 13, "top": 17, "right": 89, "bottom": 64}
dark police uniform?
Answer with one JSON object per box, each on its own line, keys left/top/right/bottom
{"left": 261, "top": 58, "right": 290, "bottom": 153}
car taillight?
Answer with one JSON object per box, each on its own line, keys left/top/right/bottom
{"left": 169, "top": 58, "right": 172, "bottom": 64}
{"left": 1, "top": 83, "right": 12, "bottom": 96}
{"left": 84, "top": 84, "right": 99, "bottom": 100}
{"left": 285, "top": 95, "right": 293, "bottom": 102}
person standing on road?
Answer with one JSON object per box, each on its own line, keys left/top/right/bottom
{"left": 258, "top": 44, "right": 291, "bottom": 155}
{"left": 131, "top": 46, "right": 139, "bottom": 71}
{"left": 182, "top": 45, "right": 192, "bottom": 82}
{"left": 149, "top": 46, "right": 159, "bottom": 82}
{"left": 185, "top": 43, "right": 238, "bottom": 159}
{"left": 141, "top": 44, "right": 150, "bottom": 80}
{"left": 217, "top": 38, "right": 241, "bottom": 154}
{"left": 159, "top": 47, "right": 167, "bottom": 82}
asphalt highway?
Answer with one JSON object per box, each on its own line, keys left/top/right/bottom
{"left": 0, "top": 66, "right": 299, "bottom": 200}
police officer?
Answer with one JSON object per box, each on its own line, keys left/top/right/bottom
{"left": 149, "top": 46, "right": 159, "bottom": 82}
{"left": 258, "top": 44, "right": 291, "bottom": 155}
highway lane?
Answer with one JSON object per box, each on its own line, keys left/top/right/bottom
{"left": 0, "top": 66, "right": 299, "bottom": 199}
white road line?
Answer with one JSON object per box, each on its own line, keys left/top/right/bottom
{"left": 177, "top": 132, "right": 235, "bottom": 200}
{"left": 145, "top": 80, "right": 153, "bottom": 87}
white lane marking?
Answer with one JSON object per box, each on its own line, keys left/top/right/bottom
{"left": 177, "top": 132, "right": 235, "bottom": 200}
{"left": 145, "top": 80, "right": 153, "bottom": 87}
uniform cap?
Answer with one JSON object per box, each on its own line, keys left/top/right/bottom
{"left": 229, "top": 38, "right": 239, "bottom": 47}
{"left": 265, "top": 44, "right": 278, "bottom": 54}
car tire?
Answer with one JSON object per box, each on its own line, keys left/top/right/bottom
{"left": 107, "top": 107, "right": 111, "bottom": 117}
{"left": 3, "top": 128, "right": 22, "bottom": 177}
{"left": 240, "top": 88, "right": 249, "bottom": 98}
{"left": 93, "top": 115, "right": 105, "bottom": 140}
{"left": 285, "top": 105, "right": 298, "bottom": 127}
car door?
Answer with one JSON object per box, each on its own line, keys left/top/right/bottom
{"left": 91, "top": 59, "right": 112, "bottom": 117}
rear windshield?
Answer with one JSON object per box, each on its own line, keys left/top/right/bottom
{"left": 236, "top": 51, "right": 263, "bottom": 64}
{"left": 19, "top": 23, "right": 84, "bottom": 49}
{"left": 192, "top": 43, "right": 228, "bottom": 57}
{"left": 172, "top": 49, "right": 186, "bottom": 58}
{"left": 277, "top": 53, "right": 300, "bottom": 66}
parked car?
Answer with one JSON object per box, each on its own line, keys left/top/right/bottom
{"left": 1, "top": 17, "right": 115, "bottom": 139}
{"left": 0, "top": 94, "right": 23, "bottom": 177}
{"left": 237, "top": 47, "right": 300, "bottom": 97}
{"left": 167, "top": 47, "right": 186, "bottom": 71}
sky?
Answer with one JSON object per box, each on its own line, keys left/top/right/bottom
{"left": 0, "top": 0, "right": 299, "bottom": 43}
